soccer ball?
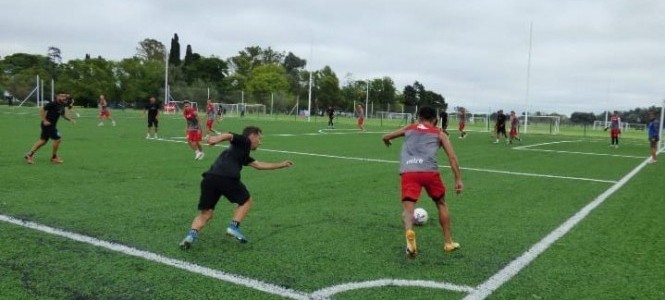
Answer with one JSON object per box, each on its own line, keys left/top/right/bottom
{"left": 413, "top": 208, "right": 429, "bottom": 225}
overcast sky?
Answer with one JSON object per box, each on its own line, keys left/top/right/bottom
{"left": 2, "top": 0, "right": 664, "bottom": 115}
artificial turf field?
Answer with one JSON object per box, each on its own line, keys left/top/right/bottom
{"left": 1, "top": 106, "right": 664, "bottom": 300}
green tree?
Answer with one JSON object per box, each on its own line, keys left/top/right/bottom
{"left": 136, "top": 38, "right": 166, "bottom": 62}
{"left": 245, "top": 64, "right": 289, "bottom": 103}
{"left": 58, "top": 57, "right": 117, "bottom": 107}
{"left": 168, "top": 33, "right": 181, "bottom": 65}
{"left": 314, "top": 66, "right": 341, "bottom": 109}
{"left": 116, "top": 57, "right": 164, "bottom": 104}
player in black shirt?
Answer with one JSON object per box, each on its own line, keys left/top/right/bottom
{"left": 143, "top": 96, "right": 160, "bottom": 139}
{"left": 180, "top": 126, "right": 294, "bottom": 250}
{"left": 24, "top": 92, "right": 76, "bottom": 164}
{"left": 494, "top": 109, "right": 508, "bottom": 143}
{"left": 326, "top": 106, "right": 335, "bottom": 128}
{"left": 439, "top": 104, "right": 449, "bottom": 135}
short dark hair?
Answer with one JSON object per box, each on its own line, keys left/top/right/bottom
{"left": 417, "top": 106, "right": 437, "bottom": 122}
{"left": 242, "top": 126, "right": 262, "bottom": 137}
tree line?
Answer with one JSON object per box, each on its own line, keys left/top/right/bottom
{"left": 0, "top": 34, "right": 445, "bottom": 114}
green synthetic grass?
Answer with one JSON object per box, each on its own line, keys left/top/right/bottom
{"left": 0, "top": 106, "right": 662, "bottom": 299}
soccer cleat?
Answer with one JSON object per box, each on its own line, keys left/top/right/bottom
{"left": 405, "top": 229, "right": 417, "bottom": 258}
{"left": 444, "top": 242, "right": 460, "bottom": 253}
{"left": 98, "top": 122, "right": 104, "bottom": 126}
{"left": 112, "top": 121, "right": 116, "bottom": 126}
{"left": 146, "top": 134, "right": 151, "bottom": 139}
{"left": 195, "top": 151, "right": 205, "bottom": 160}
{"left": 50, "top": 156, "right": 64, "bottom": 164}
{"left": 226, "top": 226, "right": 248, "bottom": 243}
{"left": 25, "top": 155, "right": 34, "bottom": 164}
{"left": 153, "top": 134, "right": 158, "bottom": 139}
{"left": 179, "top": 234, "right": 196, "bottom": 250}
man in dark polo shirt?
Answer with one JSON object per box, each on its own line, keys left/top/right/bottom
{"left": 24, "top": 92, "right": 76, "bottom": 164}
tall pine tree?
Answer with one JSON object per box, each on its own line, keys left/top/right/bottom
{"left": 168, "top": 33, "right": 181, "bottom": 65}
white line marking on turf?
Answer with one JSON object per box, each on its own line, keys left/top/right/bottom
{"left": 156, "top": 137, "right": 617, "bottom": 184}
{"left": 463, "top": 154, "right": 659, "bottom": 300}
{"left": 512, "top": 140, "right": 577, "bottom": 150}
{"left": 0, "top": 214, "right": 480, "bottom": 298}
{"left": 310, "top": 279, "right": 477, "bottom": 299}
{"left": 513, "top": 140, "right": 644, "bottom": 159}
{"left": 0, "top": 215, "right": 310, "bottom": 300}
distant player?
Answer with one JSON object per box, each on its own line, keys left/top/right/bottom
{"left": 204, "top": 99, "right": 218, "bottom": 137}
{"left": 494, "top": 109, "right": 507, "bottom": 143}
{"left": 458, "top": 107, "right": 467, "bottom": 139}
{"left": 607, "top": 111, "right": 621, "bottom": 148}
{"left": 647, "top": 111, "right": 659, "bottom": 163}
{"left": 439, "top": 104, "right": 449, "bottom": 135}
{"left": 508, "top": 110, "right": 521, "bottom": 144}
{"left": 24, "top": 92, "right": 76, "bottom": 164}
{"left": 356, "top": 104, "right": 365, "bottom": 132}
{"left": 327, "top": 106, "right": 335, "bottom": 129}
{"left": 144, "top": 96, "right": 160, "bottom": 139}
{"left": 382, "top": 106, "right": 463, "bottom": 258}
{"left": 97, "top": 94, "right": 116, "bottom": 126}
{"left": 183, "top": 101, "right": 204, "bottom": 160}
{"left": 179, "top": 126, "right": 294, "bottom": 250}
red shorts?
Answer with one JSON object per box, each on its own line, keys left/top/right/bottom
{"left": 358, "top": 118, "right": 364, "bottom": 126}
{"left": 400, "top": 172, "right": 446, "bottom": 201}
{"left": 187, "top": 130, "right": 202, "bottom": 142}
{"left": 611, "top": 128, "right": 620, "bottom": 138}
{"left": 459, "top": 123, "right": 465, "bottom": 131}
{"left": 510, "top": 127, "right": 518, "bottom": 138}
{"left": 100, "top": 110, "right": 110, "bottom": 117}
{"left": 206, "top": 119, "right": 214, "bottom": 130}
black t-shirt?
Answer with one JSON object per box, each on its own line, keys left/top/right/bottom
{"left": 327, "top": 108, "right": 335, "bottom": 118}
{"left": 43, "top": 101, "right": 65, "bottom": 126}
{"left": 439, "top": 111, "right": 448, "bottom": 129}
{"left": 203, "top": 134, "right": 255, "bottom": 179}
{"left": 145, "top": 102, "right": 160, "bottom": 119}
{"left": 497, "top": 113, "right": 507, "bottom": 128}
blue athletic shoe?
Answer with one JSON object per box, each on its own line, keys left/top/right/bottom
{"left": 226, "top": 226, "right": 248, "bottom": 243}
{"left": 179, "top": 234, "right": 196, "bottom": 250}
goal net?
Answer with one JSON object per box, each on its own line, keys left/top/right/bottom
{"left": 521, "top": 115, "right": 560, "bottom": 134}
{"left": 592, "top": 120, "right": 630, "bottom": 131}
{"left": 243, "top": 104, "right": 266, "bottom": 117}
{"left": 376, "top": 111, "right": 413, "bottom": 120}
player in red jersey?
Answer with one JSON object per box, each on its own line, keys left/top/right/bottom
{"left": 183, "top": 101, "right": 204, "bottom": 160}
{"left": 356, "top": 104, "right": 365, "bottom": 132}
{"left": 97, "top": 94, "right": 116, "bottom": 126}
{"left": 458, "top": 107, "right": 467, "bottom": 139}
{"left": 382, "top": 106, "right": 463, "bottom": 258}
{"left": 204, "top": 99, "right": 219, "bottom": 137}
{"left": 508, "top": 110, "right": 521, "bottom": 144}
{"left": 606, "top": 111, "right": 622, "bottom": 148}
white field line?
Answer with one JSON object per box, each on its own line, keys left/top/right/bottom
{"left": 511, "top": 140, "right": 577, "bottom": 150}
{"left": 513, "top": 140, "right": 644, "bottom": 159}
{"left": 463, "top": 153, "right": 659, "bottom": 300}
{"left": 310, "top": 279, "right": 477, "bottom": 299}
{"left": 157, "top": 137, "right": 617, "bottom": 184}
{"left": 0, "top": 214, "right": 310, "bottom": 300}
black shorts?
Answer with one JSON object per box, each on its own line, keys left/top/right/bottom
{"left": 497, "top": 126, "right": 507, "bottom": 135}
{"left": 148, "top": 117, "right": 158, "bottom": 128}
{"left": 40, "top": 124, "right": 61, "bottom": 141}
{"left": 650, "top": 137, "right": 660, "bottom": 148}
{"left": 198, "top": 175, "right": 250, "bottom": 210}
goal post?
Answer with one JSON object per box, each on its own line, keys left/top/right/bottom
{"left": 519, "top": 115, "right": 560, "bottom": 135}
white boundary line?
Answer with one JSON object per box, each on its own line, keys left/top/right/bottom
{"left": 156, "top": 137, "right": 617, "bottom": 184}
{"left": 513, "top": 140, "right": 644, "bottom": 159}
{"left": 463, "top": 154, "right": 659, "bottom": 300}
{"left": 310, "top": 279, "right": 477, "bottom": 299}
{"left": 0, "top": 214, "right": 310, "bottom": 300}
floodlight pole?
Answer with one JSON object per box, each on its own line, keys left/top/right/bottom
{"left": 36, "top": 75, "right": 41, "bottom": 107}
{"left": 164, "top": 51, "right": 169, "bottom": 105}
{"left": 524, "top": 21, "right": 533, "bottom": 134}
{"left": 307, "top": 71, "right": 313, "bottom": 122}
{"left": 365, "top": 79, "right": 369, "bottom": 119}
